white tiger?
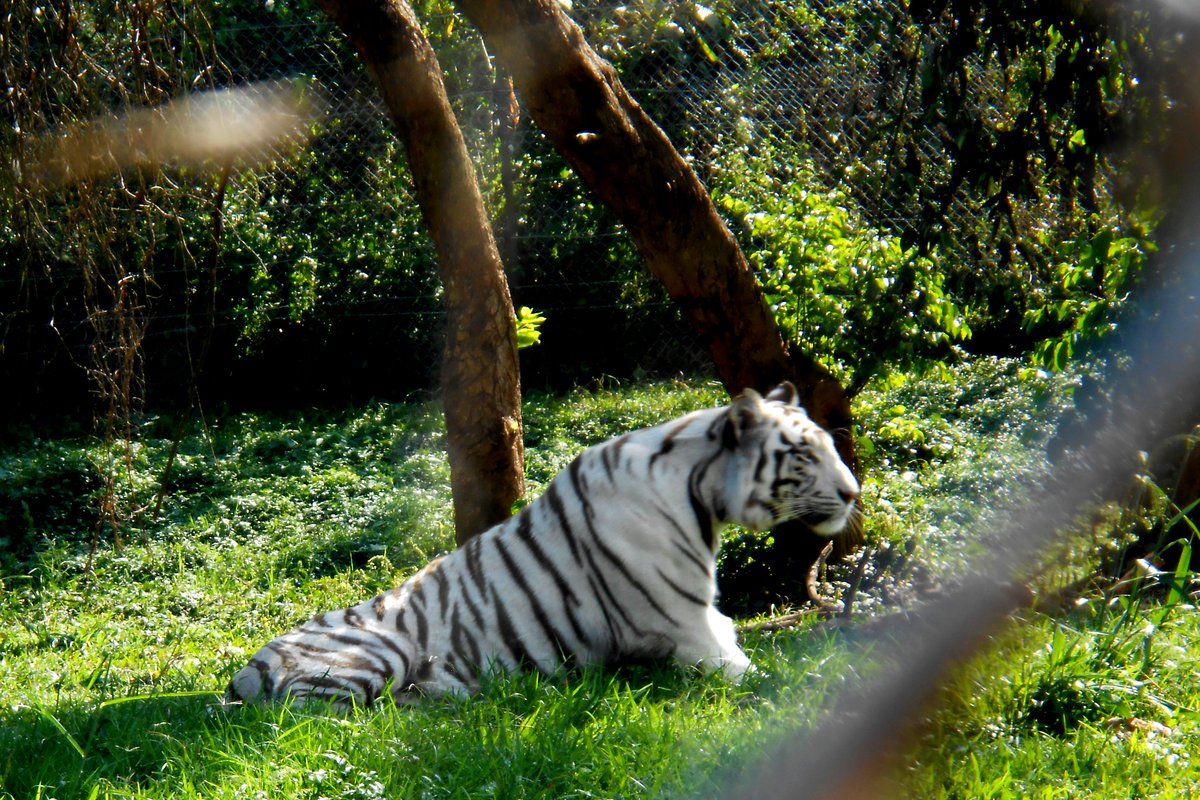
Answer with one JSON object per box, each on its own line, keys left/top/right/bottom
{"left": 225, "top": 382, "right": 858, "bottom": 707}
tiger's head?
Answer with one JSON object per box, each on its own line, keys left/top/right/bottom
{"left": 723, "top": 382, "right": 859, "bottom": 536}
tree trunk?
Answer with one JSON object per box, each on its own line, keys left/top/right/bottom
{"left": 453, "top": 0, "right": 860, "bottom": 596}
{"left": 316, "top": 0, "right": 524, "bottom": 543}
{"left": 450, "top": 0, "right": 853, "bottom": 442}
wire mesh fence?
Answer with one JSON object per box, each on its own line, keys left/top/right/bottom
{"left": 0, "top": 0, "right": 1087, "bottom": 410}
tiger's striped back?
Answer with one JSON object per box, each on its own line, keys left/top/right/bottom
{"left": 225, "top": 382, "right": 858, "bottom": 707}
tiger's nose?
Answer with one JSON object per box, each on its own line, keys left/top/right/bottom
{"left": 838, "top": 488, "right": 857, "bottom": 505}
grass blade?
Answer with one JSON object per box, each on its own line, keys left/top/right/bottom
{"left": 1168, "top": 539, "right": 1193, "bottom": 608}
{"left": 27, "top": 699, "right": 86, "bottom": 759}
{"left": 98, "top": 690, "right": 223, "bottom": 709}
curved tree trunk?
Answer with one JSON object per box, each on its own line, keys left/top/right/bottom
{"left": 452, "top": 0, "right": 860, "bottom": 597}
{"left": 316, "top": 0, "right": 524, "bottom": 544}
{"left": 450, "top": 0, "right": 853, "bottom": 447}
{"left": 450, "top": 3, "right": 778, "bottom": 378}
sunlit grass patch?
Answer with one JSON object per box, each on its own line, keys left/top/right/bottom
{"left": 0, "top": 363, "right": 1197, "bottom": 799}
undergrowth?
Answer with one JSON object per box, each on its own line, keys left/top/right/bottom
{"left": 0, "top": 361, "right": 1197, "bottom": 799}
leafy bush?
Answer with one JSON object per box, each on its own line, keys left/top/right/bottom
{"left": 715, "top": 154, "right": 971, "bottom": 391}
{"left": 1023, "top": 223, "right": 1154, "bottom": 371}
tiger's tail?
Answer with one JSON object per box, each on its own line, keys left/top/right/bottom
{"left": 223, "top": 614, "right": 423, "bottom": 709}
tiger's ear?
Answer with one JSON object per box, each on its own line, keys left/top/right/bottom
{"left": 765, "top": 381, "right": 800, "bottom": 407}
{"left": 725, "top": 388, "right": 766, "bottom": 447}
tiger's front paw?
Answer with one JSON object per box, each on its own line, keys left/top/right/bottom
{"left": 688, "top": 647, "right": 753, "bottom": 682}
{"left": 719, "top": 650, "right": 754, "bottom": 682}
{"left": 675, "top": 643, "right": 752, "bottom": 681}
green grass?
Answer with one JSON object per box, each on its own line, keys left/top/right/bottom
{"left": 904, "top": 595, "right": 1200, "bottom": 799}
{"left": 1, "top": 362, "right": 1198, "bottom": 799}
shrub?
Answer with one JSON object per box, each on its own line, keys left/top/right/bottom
{"left": 715, "top": 153, "right": 972, "bottom": 391}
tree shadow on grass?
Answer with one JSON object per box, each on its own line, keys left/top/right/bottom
{"left": 0, "top": 688, "right": 369, "bottom": 798}
{"left": 0, "top": 693, "right": 229, "bottom": 798}
{"left": 0, "top": 654, "right": 790, "bottom": 800}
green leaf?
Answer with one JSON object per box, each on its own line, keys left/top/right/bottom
{"left": 1167, "top": 539, "right": 1192, "bottom": 608}
{"left": 515, "top": 306, "right": 547, "bottom": 350}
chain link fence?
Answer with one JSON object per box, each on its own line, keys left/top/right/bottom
{"left": 1, "top": 0, "right": 1085, "bottom": 411}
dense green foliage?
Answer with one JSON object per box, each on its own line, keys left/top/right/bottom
{"left": 2, "top": 367, "right": 1197, "bottom": 798}
{"left": 715, "top": 154, "right": 971, "bottom": 391}
{"left": 1022, "top": 225, "right": 1154, "bottom": 370}
{"left": 592, "top": 0, "right": 1163, "bottom": 379}
{"left": 2, "top": 0, "right": 1168, "bottom": 417}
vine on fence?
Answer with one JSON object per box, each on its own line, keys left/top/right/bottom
{"left": 2, "top": 0, "right": 233, "bottom": 554}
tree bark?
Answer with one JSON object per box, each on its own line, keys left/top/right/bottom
{"left": 316, "top": 0, "right": 524, "bottom": 543}
{"left": 449, "top": 0, "right": 853, "bottom": 442}
{"left": 452, "top": 0, "right": 860, "bottom": 592}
